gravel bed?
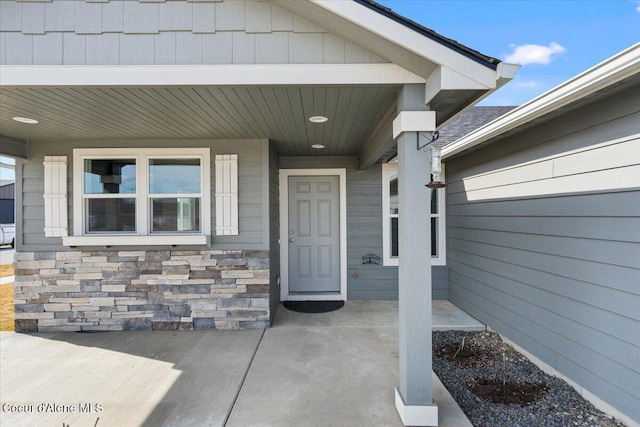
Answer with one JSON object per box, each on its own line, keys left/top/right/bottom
{"left": 433, "top": 330, "right": 626, "bottom": 427}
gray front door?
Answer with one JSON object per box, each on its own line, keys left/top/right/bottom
{"left": 288, "top": 175, "right": 340, "bottom": 293}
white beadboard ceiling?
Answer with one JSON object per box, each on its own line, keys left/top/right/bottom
{"left": 0, "top": 85, "right": 397, "bottom": 157}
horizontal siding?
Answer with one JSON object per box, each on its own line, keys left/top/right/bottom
{"left": 20, "top": 138, "right": 269, "bottom": 252}
{"left": 1, "top": 0, "right": 387, "bottom": 65}
{"left": 446, "top": 83, "right": 640, "bottom": 422}
{"left": 279, "top": 156, "right": 446, "bottom": 300}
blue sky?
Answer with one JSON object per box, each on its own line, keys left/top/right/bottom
{"left": 377, "top": 0, "right": 640, "bottom": 106}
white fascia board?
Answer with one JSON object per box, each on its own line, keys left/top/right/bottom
{"left": 0, "top": 64, "right": 425, "bottom": 87}
{"left": 442, "top": 43, "right": 640, "bottom": 159}
{"left": 310, "top": 0, "right": 498, "bottom": 87}
{"left": 393, "top": 111, "right": 436, "bottom": 139}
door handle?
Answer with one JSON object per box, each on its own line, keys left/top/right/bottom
{"left": 289, "top": 238, "right": 295, "bottom": 243}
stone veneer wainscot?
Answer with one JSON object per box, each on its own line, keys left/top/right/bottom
{"left": 13, "top": 250, "right": 270, "bottom": 332}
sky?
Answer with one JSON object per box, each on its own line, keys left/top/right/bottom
{"left": 0, "top": 157, "right": 16, "bottom": 182}
{"left": 377, "top": 0, "right": 640, "bottom": 106}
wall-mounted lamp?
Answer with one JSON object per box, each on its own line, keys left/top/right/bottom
{"left": 426, "top": 146, "right": 445, "bottom": 188}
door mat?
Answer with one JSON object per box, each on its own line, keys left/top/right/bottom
{"left": 283, "top": 301, "right": 345, "bottom": 314}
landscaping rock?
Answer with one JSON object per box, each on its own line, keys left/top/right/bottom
{"left": 433, "top": 331, "right": 625, "bottom": 427}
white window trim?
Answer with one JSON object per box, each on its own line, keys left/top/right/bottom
{"left": 382, "top": 163, "right": 399, "bottom": 267}
{"left": 64, "top": 148, "right": 211, "bottom": 247}
{"left": 382, "top": 162, "right": 446, "bottom": 266}
{"left": 431, "top": 163, "right": 447, "bottom": 266}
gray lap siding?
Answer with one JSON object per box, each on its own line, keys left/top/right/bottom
{"left": 445, "top": 84, "right": 640, "bottom": 422}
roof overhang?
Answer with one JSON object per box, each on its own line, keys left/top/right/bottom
{"left": 442, "top": 43, "right": 640, "bottom": 160}
{"left": 272, "top": 0, "right": 518, "bottom": 126}
{"left": 0, "top": 0, "right": 519, "bottom": 165}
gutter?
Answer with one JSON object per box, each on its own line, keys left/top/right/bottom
{"left": 442, "top": 42, "right": 640, "bottom": 160}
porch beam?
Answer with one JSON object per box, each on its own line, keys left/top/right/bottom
{"left": 425, "top": 65, "right": 491, "bottom": 105}
{"left": 357, "top": 104, "right": 395, "bottom": 170}
{"left": 395, "top": 84, "right": 438, "bottom": 426}
{"left": 0, "top": 64, "right": 425, "bottom": 87}
{"left": 0, "top": 135, "right": 28, "bottom": 159}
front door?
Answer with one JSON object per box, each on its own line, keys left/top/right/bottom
{"left": 288, "top": 175, "right": 340, "bottom": 294}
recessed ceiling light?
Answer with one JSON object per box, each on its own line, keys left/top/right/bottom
{"left": 309, "top": 116, "right": 328, "bottom": 123}
{"left": 13, "top": 117, "right": 38, "bottom": 124}
{"left": 311, "top": 144, "right": 326, "bottom": 149}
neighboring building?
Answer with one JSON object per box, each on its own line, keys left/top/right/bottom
{"left": 442, "top": 44, "right": 640, "bottom": 425}
{"left": 0, "top": 181, "right": 15, "bottom": 224}
{"left": 1, "top": 1, "right": 518, "bottom": 424}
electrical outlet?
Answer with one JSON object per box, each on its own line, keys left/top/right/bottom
{"left": 350, "top": 270, "right": 358, "bottom": 278}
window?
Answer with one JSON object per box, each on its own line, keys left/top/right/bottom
{"left": 65, "top": 148, "right": 211, "bottom": 246}
{"left": 382, "top": 162, "right": 446, "bottom": 266}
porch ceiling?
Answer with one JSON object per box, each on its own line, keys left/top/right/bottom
{"left": 0, "top": 85, "right": 397, "bottom": 157}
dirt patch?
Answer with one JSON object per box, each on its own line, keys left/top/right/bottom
{"left": 434, "top": 341, "right": 492, "bottom": 368}
{"left": 0, "top": 263, "right": 14, "bottom": 278}
{"left": 0, "top": 283, "right": 14, "bottom": 331}
{"left": 470, "top": 378, "right": 546, "bottom": 406}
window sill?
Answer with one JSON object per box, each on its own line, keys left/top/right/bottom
{"left": 62, "top": 235, "right": 209, "bottom": 247}
{"left": 382, "top": 258, "right": 446, "bottom": 267}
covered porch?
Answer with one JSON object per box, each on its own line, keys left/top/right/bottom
{"left": 0, "top": 1, "right": 517, "bottom": 424}
{"left": 0, "top": 300, "right": 483, "bottom": 426}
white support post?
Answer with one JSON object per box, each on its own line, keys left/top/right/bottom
{"left": 394, "top": 85, "right": 438, "bottom": 426}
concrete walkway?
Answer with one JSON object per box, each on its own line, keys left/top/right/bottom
{"left": 0, "top": 301, "right": 482, "bottom": 427}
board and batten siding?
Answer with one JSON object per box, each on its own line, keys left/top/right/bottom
{"left": 18, "top": 139, "right": 271, "bottom": 252}
{"left": 0, "top": 0, "right": 387, "bottom": 66}
{"left": 279, "top": 156, "right": 448, "bottom": 300}
{"left": 445, "top": 83, "right": 640, "bottom": 422}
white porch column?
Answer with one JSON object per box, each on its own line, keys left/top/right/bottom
{"left": 393, "top": 84, "right": 438, "bottom": 426}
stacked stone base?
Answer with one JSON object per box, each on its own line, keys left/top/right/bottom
{"left": 13, "top": 250, "right": 270, "bottom": 332}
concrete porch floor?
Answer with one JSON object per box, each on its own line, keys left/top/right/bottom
{"left": 0, "top": 300, "right": 483, "bottom": 427}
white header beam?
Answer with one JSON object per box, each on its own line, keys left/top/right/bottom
{"left": 0, "top": 64, "right": 425, "bottom": 87}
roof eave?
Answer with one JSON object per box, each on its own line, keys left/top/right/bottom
{"left": 352, "top": 0, "right": 500, "bottom": 70}
{"left": 442, "top": 43, "right": 640, "bottom": 160}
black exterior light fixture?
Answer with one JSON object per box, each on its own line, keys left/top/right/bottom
{"left": 426, "top": 146, "right": 446, "bottom": 188}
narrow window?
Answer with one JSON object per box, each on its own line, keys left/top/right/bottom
{"left": 382, "top": 163, "right": 446, "bottom": 266}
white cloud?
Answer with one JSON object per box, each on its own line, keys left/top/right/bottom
{"left": 515, "top": 80, "right": 542, "bottom": 88}
{"left": 504, "top": 42, "right": 566, "bottom": 65}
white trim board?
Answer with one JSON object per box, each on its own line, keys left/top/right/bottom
{"left": 0, "top": 64, "right": 425, "bottom": 87}
{"left": 395, "top": 388, "right": 438, "bottom": 426}
{"left": 279, "top": 169, "right": 347, "bottom": 302}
